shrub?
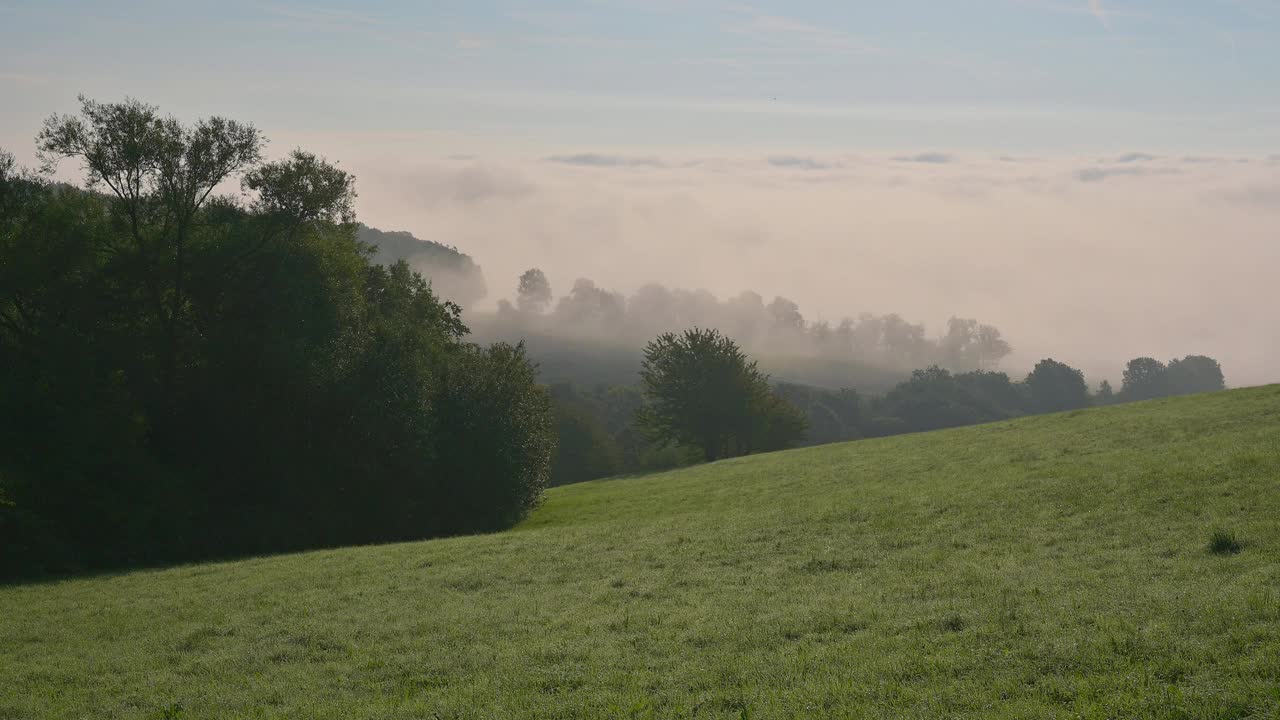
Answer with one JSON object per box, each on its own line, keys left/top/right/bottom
{"left": 432, "top": 342, "right": 555, "bottom": 533}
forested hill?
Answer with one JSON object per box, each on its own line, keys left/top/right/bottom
{"left": 357, "top": 224, "right": 487, "bottom": 308}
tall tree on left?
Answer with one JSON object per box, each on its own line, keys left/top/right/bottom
{"left": 37, "top": 96, "right": 263, "bottom": 436}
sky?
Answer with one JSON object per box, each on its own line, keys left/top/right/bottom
{"left": 2, "top": 0, "right": 1278, "bottom": 385}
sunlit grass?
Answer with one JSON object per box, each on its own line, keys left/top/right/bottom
{"left": 3, "top": 386, "right": 1279, "bottom": 719}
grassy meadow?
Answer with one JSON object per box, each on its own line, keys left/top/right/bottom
{"left": 3, "top": 386, "right": 1280, "bottom": 719}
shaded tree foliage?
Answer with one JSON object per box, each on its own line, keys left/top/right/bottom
{"left": 774, "top": 383, "right": 862, "bottom": 446}
{"left": 1120, "top": 357, "right": 1171, "bottom": 402}
{"left": 871, "top": 367, "right": 1028, "bottom": 434}
{"left": 639, "top": 328, "right": 805, "bottom": 461}
{"left": 547, "top": 385, "right": 624, "bottom": 486}
{"left": 1167, "top": 355, "right": 1225, "bottom": 395}
{"left": 1025, "top": 358, "right": 1089, "bottom": 413}
{"left": 0, "top": 100, "right": 551, "bottom": 579}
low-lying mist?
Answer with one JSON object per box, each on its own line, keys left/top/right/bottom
{"left": 320, "top": 138, "right": 1276, "bottom": 387}
{"left": 467, "top": 273, "right": 1010, "bottom": 392}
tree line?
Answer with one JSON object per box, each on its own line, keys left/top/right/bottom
{"left": 546, "top": 351, "right": 1226, "bottom": 487}
{"left": 479, "top": 267, "right": 1014, "bottom": 376}
{"left": 0, "top": 98, "right": 553, "bottom": 579}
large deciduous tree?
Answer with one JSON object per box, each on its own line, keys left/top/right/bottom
{"left": 1025, "top": 358, "right": 1089, "bottom": 413}
{"left": 1167, "top": 355, "right": 1225, "bottom": 395}
{"left": 638, "top": 328, "right": 805, "bottom": 461}
{"left": 516, "top": 268, "right": 552, "bottom": 314}
{"left": 1120, "top": 357, "right": 1171, "bottom": 401}
{"left": 36, "top": 97, "right": 263, "bottom": 420}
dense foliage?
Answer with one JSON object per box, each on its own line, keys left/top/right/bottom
{"left": 543, "top": 350, "right": 1228, "bottom": 487}
{"left": 639, "top": 328, "right": 807, "bottom": 461}
{"left": 0, "top": 99, "right": 552, "bottom": 579}
{"left": 1025, "top": 358, "right": 1090, "bottom": 413}
{"left": 1119, "top": 355, "right": 1224, "bottom": 401}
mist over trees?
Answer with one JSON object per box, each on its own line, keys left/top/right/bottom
{"left": 517, "top": 268, "right": 552, "bottom": 314}
{"left": 474, "top": 268, "right": 1015, "bottom": 394}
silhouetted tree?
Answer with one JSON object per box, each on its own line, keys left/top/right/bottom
{"left": 974, "top": 324, "right": 1013, "bottom": 370}
{"left": 0, "top": 149, "right": 13, "bottom": 182}
{"left": 1167, "top": 355, "right": 1225, "bottom": 395}
{"left": 37, "top": 96, "right": 264, "bottom": 422}
{"left": 1025, "top": 359, "right": 1089, "bottom": 412}
{"left": 768, "top": 296, "right": 805, "bottom": 332}
{"left": 1096, "top": 380, "right": 1115, "bottom": 405}
{"left": 516, "top": 268, "right": 552, "bottom": 314}
{"left": 1120, "top": 357, "right": 1171, "bottom": 401}
{"left": 638, "top": 328, "right": 805, "bottom": 461}
{"left": 554, "top": 278, "right": 625, "bottom": 331}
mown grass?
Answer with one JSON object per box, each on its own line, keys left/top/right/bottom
{"left": 3, "top": 386, "right": 1280, "bottom": 719}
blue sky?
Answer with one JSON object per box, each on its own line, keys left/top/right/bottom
{"left": 3, "top": 0, "right": 1279, "bottom": 153}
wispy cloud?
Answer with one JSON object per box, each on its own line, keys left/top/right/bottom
{"left": 1111, "top": 152, "right": 1158, "bottom": 163}
{"left": 545, "top": 153, "right": 666, "bottom": 168}
{"left": 766, "top": 155, "right": 841, "bottom": 171}
{"left": 378, "top": 164, "right": 536, "bottom": 209}
{"left": 1075, "top": 166, "right": 1180, "bottom": 182}
{"left": 894, "top": 152, "right": 955, "bottom": 164}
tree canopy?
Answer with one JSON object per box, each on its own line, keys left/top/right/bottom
{"left": 639, "top": 328, "right": 805, "bottom": 461}
{"left": 517, "top": 268, "right": 553, "bottom": 314}
{"left": 1, "top": 98, "right": 552, "bottom": 580}
{"left": 1121, "top": 357, "right": 1171, "bottom": 401}
{"left": 1025, "top": 358, "right": 1090, "bottom": 413}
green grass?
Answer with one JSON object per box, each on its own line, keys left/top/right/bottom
{"left": 4, "top": 387, "right": 1280, "bottom": 719}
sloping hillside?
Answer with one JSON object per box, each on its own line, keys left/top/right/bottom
{"left": 358, "top": 224, "right": 487, "bottom": 308}
{"left": 3, "top": 386, "right": 1279, "bottom": 719}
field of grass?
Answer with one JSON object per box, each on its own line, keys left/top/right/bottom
{"left": 3, "top": 386, "right": 1280, "bottom": 719}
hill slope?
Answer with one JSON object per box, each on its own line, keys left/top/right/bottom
{"left": 3, "top": 387, "right": 1280, "bottom": 719}
{"left": 357, "top": 224, "right": 487, "bottom": 308}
